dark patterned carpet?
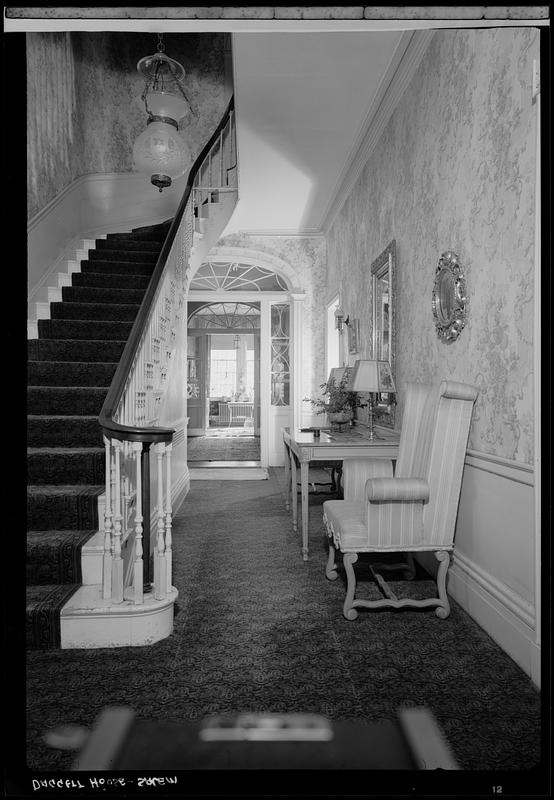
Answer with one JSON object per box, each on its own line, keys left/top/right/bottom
{"left": 26, "top": 469, "right": 542, "bottom": 778}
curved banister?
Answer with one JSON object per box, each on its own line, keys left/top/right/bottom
{"left": 99, "top": 96, "right": 235, "bottom": 443}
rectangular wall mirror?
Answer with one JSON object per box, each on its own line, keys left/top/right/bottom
{"left": 371, "top": 240, "right": 396, "bottom": 428}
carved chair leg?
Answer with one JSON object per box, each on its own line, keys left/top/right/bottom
{"left": 434, "top": 550, "right": 451, "bottom": 619}
{"left": 402, "top": 553, "right": 417, "bottom": 581}
{"left": 342, "top": 552, "right": 359, "bottom": 620}
{"left": 325, "top": 539, "right": 338, "bottom": 581}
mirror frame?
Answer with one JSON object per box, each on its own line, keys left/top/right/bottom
{"left": 431, "top": 251, "right": 467, "bottom": 343}
{"left": 370, "top": 240, "right": 396, "bottom": 428}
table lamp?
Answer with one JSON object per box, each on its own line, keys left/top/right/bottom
{"left": 346, "top": 360, "right": 396, "bottom": 440}
{"left": 327, "top": 367, "right": 349, "bottom": 387}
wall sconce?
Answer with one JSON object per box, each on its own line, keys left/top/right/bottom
{"left": 132, "top": 33, "right": 192, "bottom": 192}
{"left": 334, "top": 304, "right": 350, "bottom": 334}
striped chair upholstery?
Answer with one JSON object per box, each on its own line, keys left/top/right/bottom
{"left": 323, "top": 380, "right": 478, "bottom": 620}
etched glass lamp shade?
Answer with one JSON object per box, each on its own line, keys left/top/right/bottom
{"left": 133, "top": 47, "right": 192, "bottom": 191}
{"left": 132, "top": 121, "right": 191, "bottom": 191}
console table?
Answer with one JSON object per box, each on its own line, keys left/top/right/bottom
{"left": 283, "top": 426, "right": 400, "bottom": 560}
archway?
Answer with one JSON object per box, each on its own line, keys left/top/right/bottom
{"left": 186, "top": 247, "right": 306, "bottom": 466}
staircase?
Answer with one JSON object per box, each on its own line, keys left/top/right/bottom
{"left": 27, "top": 97, "right": 237, "bottom": 650}
{"left": 27, "top": 222, "right": 170, "bottom": 649}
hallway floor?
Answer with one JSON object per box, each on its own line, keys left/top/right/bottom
{"left": 25, "top": 469, "right": 541, "bottom": 783}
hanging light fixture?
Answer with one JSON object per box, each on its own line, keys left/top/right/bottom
{"left": 133, "top": 33, "right": 192, "bottom": 192}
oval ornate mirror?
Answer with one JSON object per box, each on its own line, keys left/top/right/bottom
{"left": 432, "top": 251, "right": 467, "bottom": 343}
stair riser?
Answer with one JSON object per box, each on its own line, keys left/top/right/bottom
{"left": 27, "top": 530, "right": 96, "bottom": 585}
{"left": 74, "top": 269, "right": 151, "bottom": 288}
{"left": 27, "top": 387, "right": 108, "bottom": 416}
{"left": 28, "top": 417, "right": 103, "bottom": 448}
{"left": 62, "top": 286, "right": 147, "bottom": 305}
{"left": 27, "top": 491, "right": 101, "bottom": 531}
{"left": 50, "top": 302, "right": 141, "bottom": 322}
{"left": 80, "top": 261, "right": 155, "bottom": 278}
{"left": 96, "top": 238, "right": 161, "bottom": 253}
{"left": 28, "top": 339, "right": 126, "bottom": 363}
{"left": 28, "top": 451, "right": 105, "bottom": 485}
{"left": 38, "top": 319, "right": 134, "bottom": 341}
{"left": 28, "top": 362, "right": 117, "bottom": 387}
{"left": 88, "top": 250, "right": 158, "bottom": 264}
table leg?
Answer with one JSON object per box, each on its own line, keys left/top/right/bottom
{"left": 300, "top": 461, "right": 310, "bottom": 561}
{"left": 291, "top": 454, "right": 298, "bottom": 531}
{"left": 284, "top": 441, "right": 291, "bottom": 511}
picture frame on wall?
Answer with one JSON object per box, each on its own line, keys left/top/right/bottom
{"left": 348, "top": 318, "right": 360, "bottom": 354}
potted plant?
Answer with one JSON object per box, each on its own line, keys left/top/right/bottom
{"left": 306, "top": 373, "right": 366, "bottom": 428}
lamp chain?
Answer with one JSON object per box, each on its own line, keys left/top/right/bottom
{"left": 157, "top": 33, "right": 165, "bottom": 53}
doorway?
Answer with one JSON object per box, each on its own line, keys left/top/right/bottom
{"left": 187, "top": 301, "right": 261, "bottom": 464}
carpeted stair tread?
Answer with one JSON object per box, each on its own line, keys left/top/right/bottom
{"left": 80, "top": 261, "right": 154, "bottom": 286}
{"left": 28, "top": 361, "right": 118, "bottom": 387}
{"left": 88, "top": 249, "right": 159, "bottom": 263}
{"left": 27, "top": 484, "right": 104, "bottom": 531}
{"left": 27, "top": 530, "right": 96, "bottom": 585}
{"left": 27, "top": 386, "right": 109, "bottom": 415}
{"left": 28, "top": 415, "right": 103, "bottom": 447}
{"left": 50, "top": 301, "right": 141, "bottom": 322}
{"left": 28, "top": 338, "right": 127, "bottom": 363}
{"left": 38, "top": 319, "right": 134, "bottom": 341}
{"left": 28, "top": 448, "right": 105, "bottom": 485}
{"left": 26, "top": 584, "right": 81, "bottom": 650}
{"left": 62, "top": 285, "right": 147, "bottom": 305}
{"left": 73, "top": 270, "right": 152, "bottom": 288}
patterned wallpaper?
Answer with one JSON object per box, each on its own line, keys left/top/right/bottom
{"left": 326, "top": 27, "right": 539, "bottom": 464}
{"left": 217, "top": 233, "right": 328, "bottom": 402}
{"left": 27, "top": 32, "right": 227, "bottom": 219}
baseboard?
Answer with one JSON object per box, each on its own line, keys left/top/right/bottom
{"left": 417, "top": 449, "right": 540, "bottom": 687}
{"left": 448, "top": 554, "right": 540, "bottom": 688}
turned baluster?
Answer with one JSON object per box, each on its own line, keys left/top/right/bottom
{"left": 102, "top": 436, "right": 113, "bottom": 599}
{"left": 111, "top": 439, "right": 124, "bottom": 603}
{"left": 154, "top": 442, "right": 167, "bottom": 600}
{"left": 132, "top": 441, "right": 144, "bottom": 604}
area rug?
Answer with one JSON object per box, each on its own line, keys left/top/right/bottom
{"left": 189, "top": 467, "right": 268, "bottom": 480}
{"left": 187, "top": 434, "right": 260, "bottom": 462}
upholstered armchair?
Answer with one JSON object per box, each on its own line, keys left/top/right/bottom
{"left": 323, "top": 380, "right": 478, "bottom": 620}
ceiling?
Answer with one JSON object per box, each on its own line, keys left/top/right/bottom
{"left": 224, "top": 30, "right": 407, "bottom": 237}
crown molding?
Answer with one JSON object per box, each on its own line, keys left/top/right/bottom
{"left": 226, "top": 228, "right": 325, "bottom": 238}
{"left": 321, "top": 29, "right": 435, "bottom": 234}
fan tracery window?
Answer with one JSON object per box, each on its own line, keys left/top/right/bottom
{"left": 188, "top": 302, "right": 260, "bottom": 329}
{"left": 189, "top": 261, "right": 289, "bottom": 292}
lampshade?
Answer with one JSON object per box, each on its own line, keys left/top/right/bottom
{"left": 144, "top": 90, "right": 188, "bottom": 122}
{"left": 327, "top": 367, "right": 349, "bottom": 386}
{"left": 132, "top": 120, "right": 191, "bottom": 190}
{"left": 346, "top": 360, "right": 395, "bottom": 393}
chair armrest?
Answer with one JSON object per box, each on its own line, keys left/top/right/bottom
{"left": 365, "top": 477, "right": 430, "bottom": 503}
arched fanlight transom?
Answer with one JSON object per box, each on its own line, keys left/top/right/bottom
{"left": 189, "top": 261, "right": 289, "bottom": 292}
{"left": 188, "top": 302, "right": 260, "bottom": 330}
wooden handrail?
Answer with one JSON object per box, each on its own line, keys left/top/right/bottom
{"left": 99, "top": 96, "right": 235, "bottom": 443}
